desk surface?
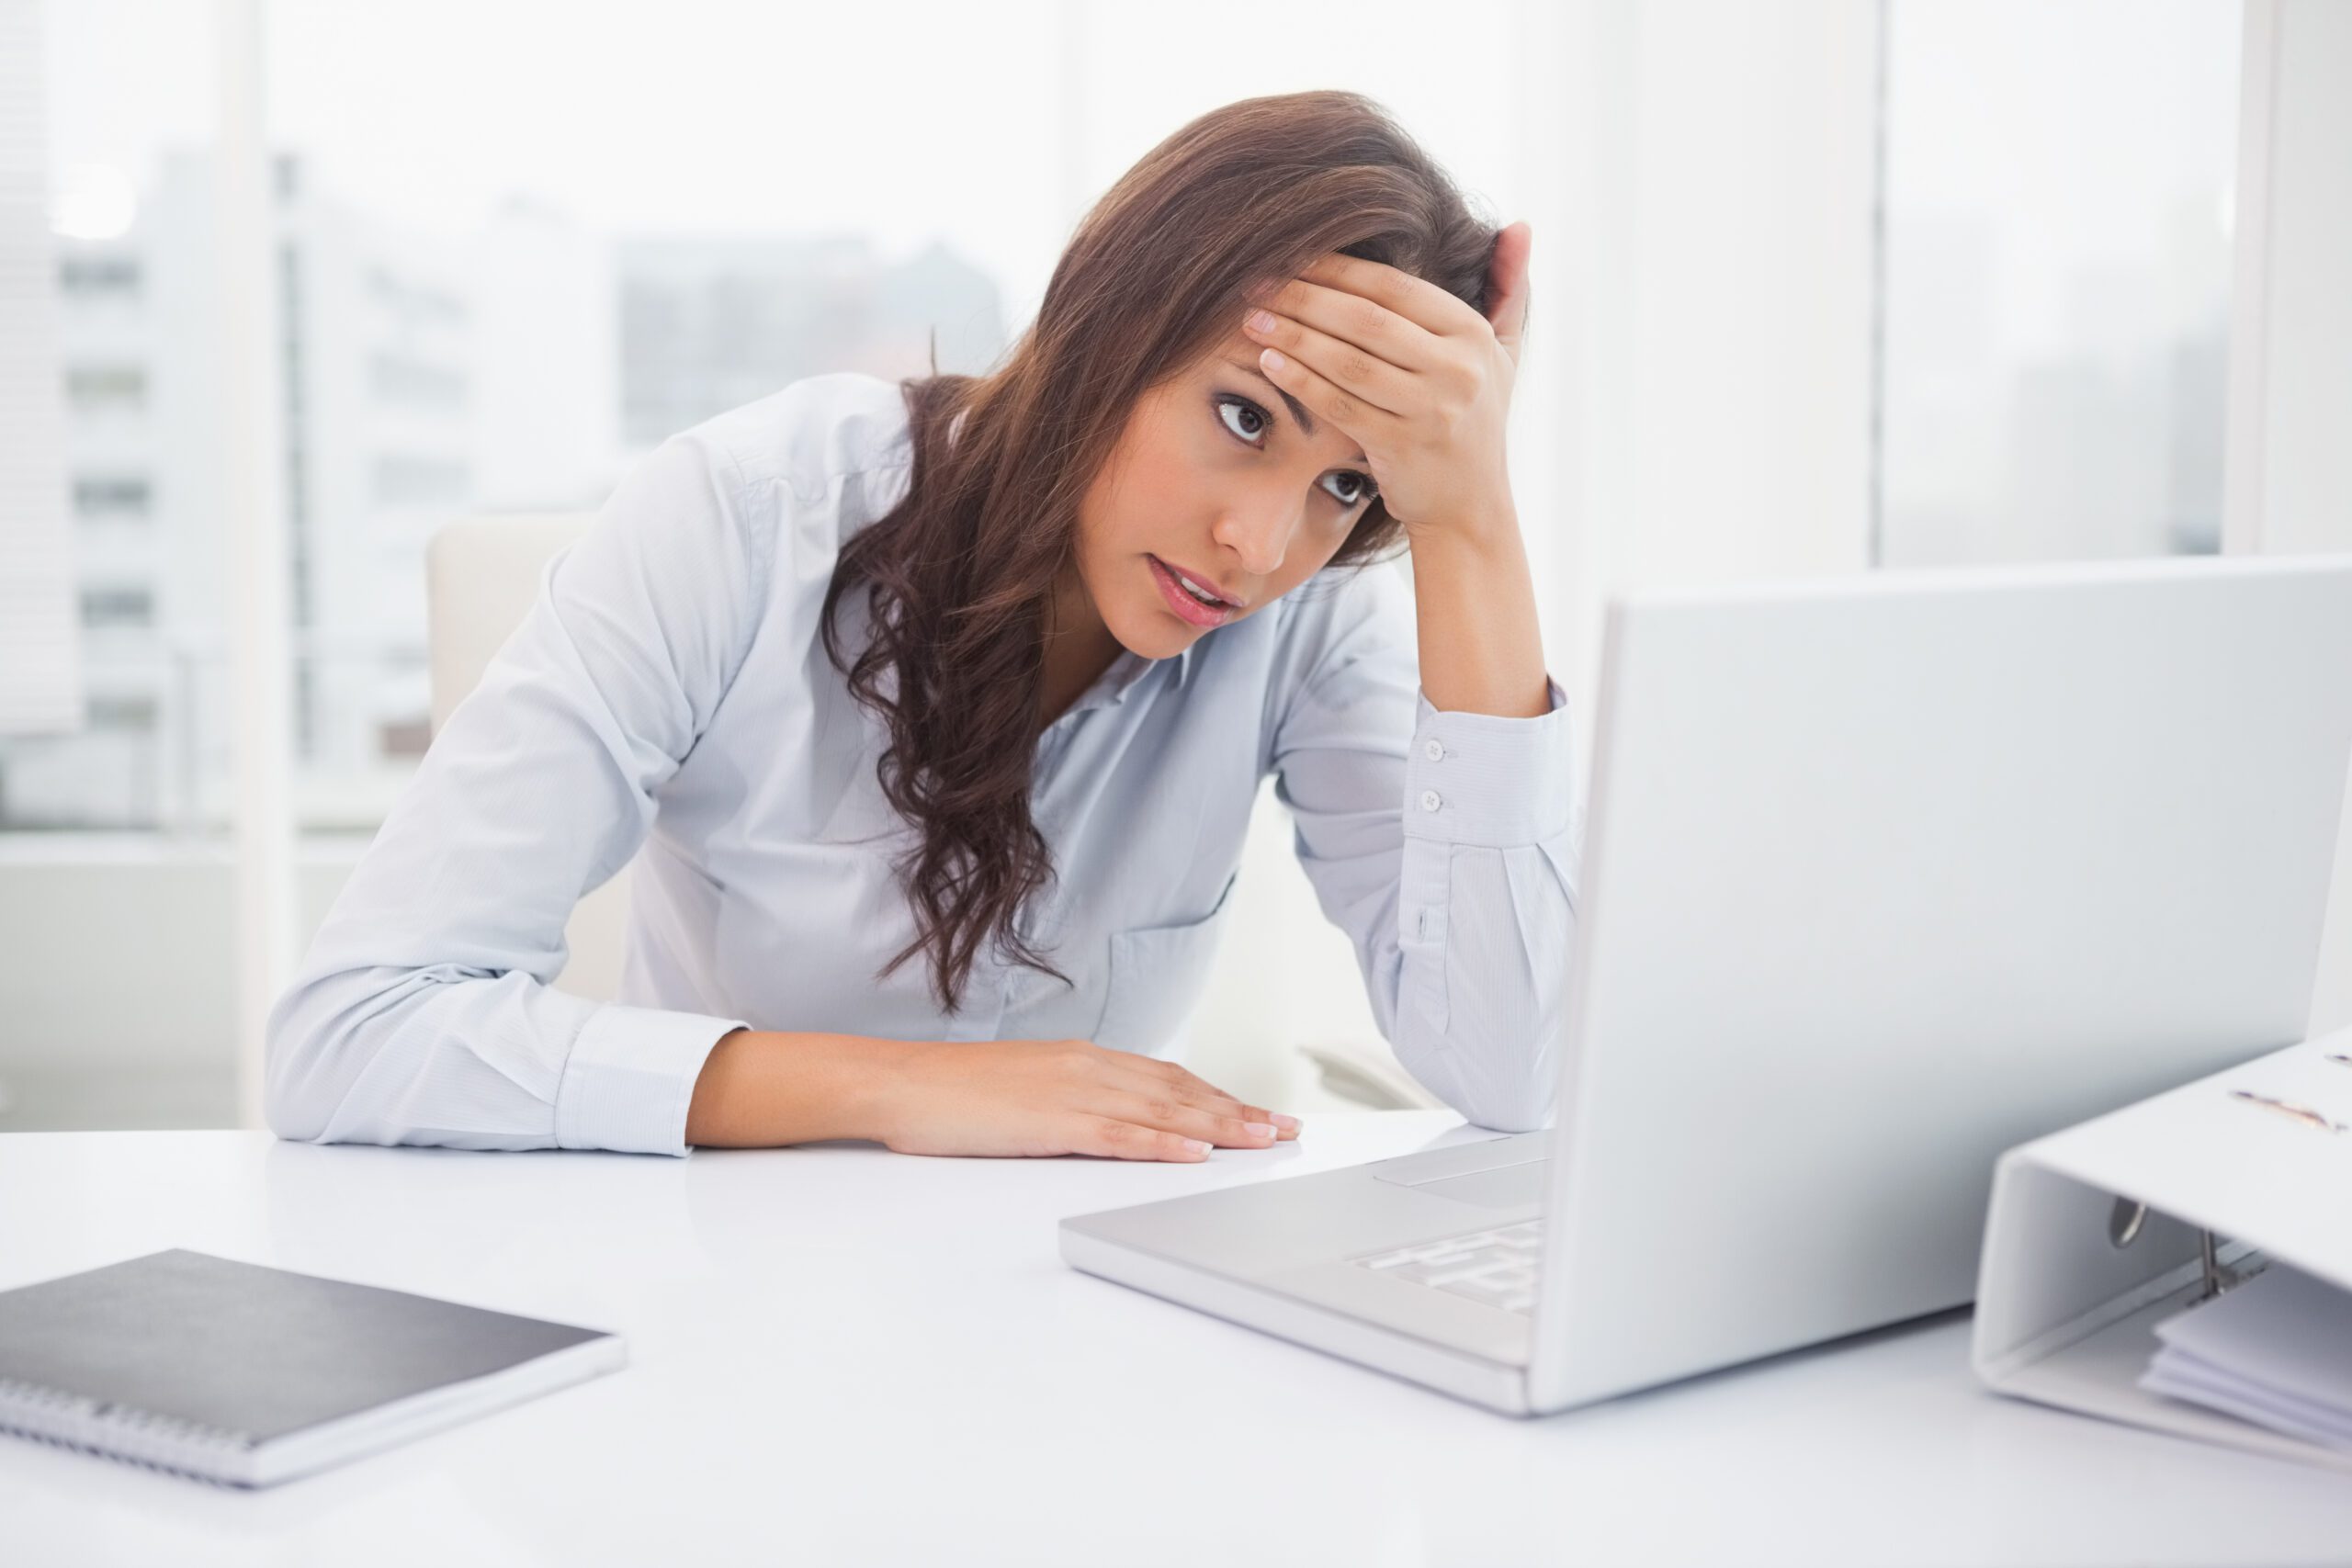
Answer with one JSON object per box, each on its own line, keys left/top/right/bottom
{"left": 5, "top": 1116, "right": 2350, "bottom": 1567}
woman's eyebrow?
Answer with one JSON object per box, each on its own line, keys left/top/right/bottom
{"left": 1221, "top": 358, "right": 1368, "bottom": 465}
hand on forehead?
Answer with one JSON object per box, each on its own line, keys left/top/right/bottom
{"left": 1249, "top": 251, "right": 1490, "bottom": 366}
{"left": 1233, "top": 222, "right": 1531, "bottom": 536}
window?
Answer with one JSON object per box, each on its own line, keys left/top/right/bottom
{"left": 370, "top": 455, "right": 472, "bottom": 508}
{"left": 378, "top": 716, "right": 431, "bottom": 758}
{"left": 79, "top": 586, "right": 155, "bottom": 629}
{"left": 617, "top": 238, "right": 1005, "bottom": 446}
{"left": 64, "top": 363, "right": 147, "bottom": 413}
{"left": 86, "top": 694, "right": 159, "bottom": 732}
{"left": 15, "top": 0, "right": 2261, "bottom": 1140}
{"left": 1877, "top": 0, "right": 2242, "bottom": 566}
{"left": 369, "top": 352, "right": 466, "bottom": 411}
{"left": 367, "top": 266, "right": 468, "bottom": 328}
{"left": 59, "top": 254, "right": 141, "bottom": 297}
{"left": 73, "top": 474, "right": 153, "bottom": 519}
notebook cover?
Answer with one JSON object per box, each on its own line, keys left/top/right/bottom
{"left": 0, "top": 1249, "right": 613, "bottom": 1448}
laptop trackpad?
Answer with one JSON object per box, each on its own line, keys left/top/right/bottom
{"left": 1367, "top": 1136, "right": 1548, "bottom": 1206}
{"left": 1401, "top": 1160, "right": 1549, "bottom": 1209}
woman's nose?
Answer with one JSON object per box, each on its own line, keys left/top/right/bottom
{"left": 1213, "top": 502, "right": 1296, "bottom": 578}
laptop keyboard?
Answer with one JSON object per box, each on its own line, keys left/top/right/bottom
{"left": 1350, "top": 1218, "right": 1543, "bottom": 1314}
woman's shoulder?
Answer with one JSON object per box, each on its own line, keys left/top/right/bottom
{"left": 597, "top": 375, "right": 916, "bottom": 660}
{"left": 674, "top": 370, "right": 919, "bottom": 517}
{"left": 1273, "top": 555, "right": 1414, "bottom": 672}
{"left": 1239, "top": 555, "right": 1416, "bottom": 743}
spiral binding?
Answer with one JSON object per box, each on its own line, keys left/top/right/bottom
{"left": 0, "top": 1373, "right": 258, "bottom": 1487}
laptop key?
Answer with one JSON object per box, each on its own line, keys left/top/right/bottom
{"left": 1347, "top": 1219, "right": 1545, "bottom": 1314}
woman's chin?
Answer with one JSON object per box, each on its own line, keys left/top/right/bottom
{"left": 1125, "top": 615, "right": 1208, "bottom": 659}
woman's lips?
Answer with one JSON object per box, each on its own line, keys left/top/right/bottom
{"left": 1148, "top": 555, "right": 1235, "bottom": 627}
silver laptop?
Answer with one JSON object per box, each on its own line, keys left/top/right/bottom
{"left": 1060, "top": 555, "right": 2352, "bottom": 1416}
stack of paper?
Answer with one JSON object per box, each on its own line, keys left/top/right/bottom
{"left": 2139, "top": 1262, "right": 2352, "bottom": 1450}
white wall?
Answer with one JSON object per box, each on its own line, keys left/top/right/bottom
{"left": 0, "top": 840, "right": 355, "bottom": 1130}
{"left": 1559, "top": 0, "right": 1880, "bottom": 766}
{"left": 2227, "top": 0, "right": 2352, "bottom": 1032}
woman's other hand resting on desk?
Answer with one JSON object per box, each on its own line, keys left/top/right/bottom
{"left": 684, "top": 1029, "right": 1303, "bottom": 1160}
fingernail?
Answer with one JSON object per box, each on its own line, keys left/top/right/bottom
{"left": 1246, "top": 309, "right": 1277, "bottom": 334}
{"left": 1245, "top": 1122, "right": 1277, "bottom": 1140}
{"left": 1260, "top": 347, "right": 1286, "bottom": 372}
{"left": 1184, "top": 1139, "right": 1212, "bottom": 1155}
{"left": 1271, "top": 1112, "right": 1301, "bottom": 1132}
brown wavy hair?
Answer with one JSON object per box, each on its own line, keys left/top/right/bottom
{"left": 820, "top": 89, "right": 1501, "bottom": 1015}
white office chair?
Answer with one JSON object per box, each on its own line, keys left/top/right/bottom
{"left": 424, "top": 513, "right": 1434, "bottom": 1109}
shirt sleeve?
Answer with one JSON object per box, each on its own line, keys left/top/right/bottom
{"left": 263, "top": 429, "right": 775, "bottom": 1156}
{"left": 1268, "top": 559, "right": 1581, "bottom": 1132}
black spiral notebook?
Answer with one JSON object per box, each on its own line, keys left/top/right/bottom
{"left": 0, "top": 1249, "right": 625, "bottom": 1487}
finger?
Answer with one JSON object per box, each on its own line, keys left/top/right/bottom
{"left": 1486, "top": 220, "right": 1532, "bottom": 365}
{"left": 1264, "top": 276, "right": 1448, "bottom": 375}
{"left": 1159, "top": 1089, "right": 1298, "bottom": 1140}
{"left": 1256, "top": 344, "right": 1396, "bottom": 446}
{"left": 1103, "top": 1089, "right": 1280, "bottom": 1149}
{"left": 1069, "top": 1116, "right": 1214, "bottom": 1163}
{"left": 1174, "top": 1088, "right": 1303, "bottom": 1142}
{"left": 1295, "top": 251, "right": 1489, "bottom": 341}
{"left": 1125, "top": 1057, "right": 1303, "bottom": 1139}
{"left": 1242, "top": 308, "right": 1412, "bottom": 418}
{"left": 1089, "top": 1054, "right": 1263, "bottom": 1123}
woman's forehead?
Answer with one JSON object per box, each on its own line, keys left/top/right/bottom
{"left": 1192, "top": 340, "right": 1368, "bottom": 467}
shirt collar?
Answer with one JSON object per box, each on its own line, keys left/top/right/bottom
{"left": 1125, "top": 641, "right": 1196, "bottom": 701}
{"left": 1058, "top": 641, "right": 1193, "bottom": 722}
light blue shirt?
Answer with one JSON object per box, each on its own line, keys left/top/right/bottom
{"left": 265, "top": 372, "right": 1580, "bottom": 1156}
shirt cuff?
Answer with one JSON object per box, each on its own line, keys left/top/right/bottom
{"left": 555, "top": 1004, "right": 752, "bottom": 1156}
{"left": 1403, "top": 673, "right": 1576, "bottom": 847}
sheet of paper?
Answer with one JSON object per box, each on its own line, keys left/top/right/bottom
{"left": 2138, "top": 1263, "right": 2352, "bottom": 1450}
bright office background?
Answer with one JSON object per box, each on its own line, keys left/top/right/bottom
{"left": 0, "top": 0, "right": 2250, "bottom": 1131}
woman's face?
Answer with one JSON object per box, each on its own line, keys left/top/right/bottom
{"left": 1063, "top": 327, "right": 1385, "bottom": 660}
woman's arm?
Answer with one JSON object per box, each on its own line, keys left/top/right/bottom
{"left": 1406, "top": 516, "right": 1552, "bottom": 720}
{"left": 1268, "top": 564, "right": 1577, "bottom": 1132}
{"left": 1244, "top": 222, "right": 1549, "bottom": 723}
{"left": 1244, "top": 227, "right": 1576, "bottom": 1131}
{"left": 684, "top": 1029, "right": 1300, "bottom": 1157}
{"left": 266, "top": 430, "right": 770, "bottom": 1156}
{"left": 272, "top": 384, "right": 1298, "bottom": 1164}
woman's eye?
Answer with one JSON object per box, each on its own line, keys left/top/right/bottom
{"left": 1215, "top": 396, "right": 1268, "bottom": 445}
{"left": 1216, "top": 394, "right": 1374, "bottom": 510}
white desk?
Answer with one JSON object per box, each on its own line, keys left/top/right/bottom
{"left": 5, "top": 1115, "right": 2349, "bottom": 1566}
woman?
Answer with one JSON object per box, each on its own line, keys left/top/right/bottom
{"left": 265, "top": 90, "right": 1577, "bottom": 1162}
